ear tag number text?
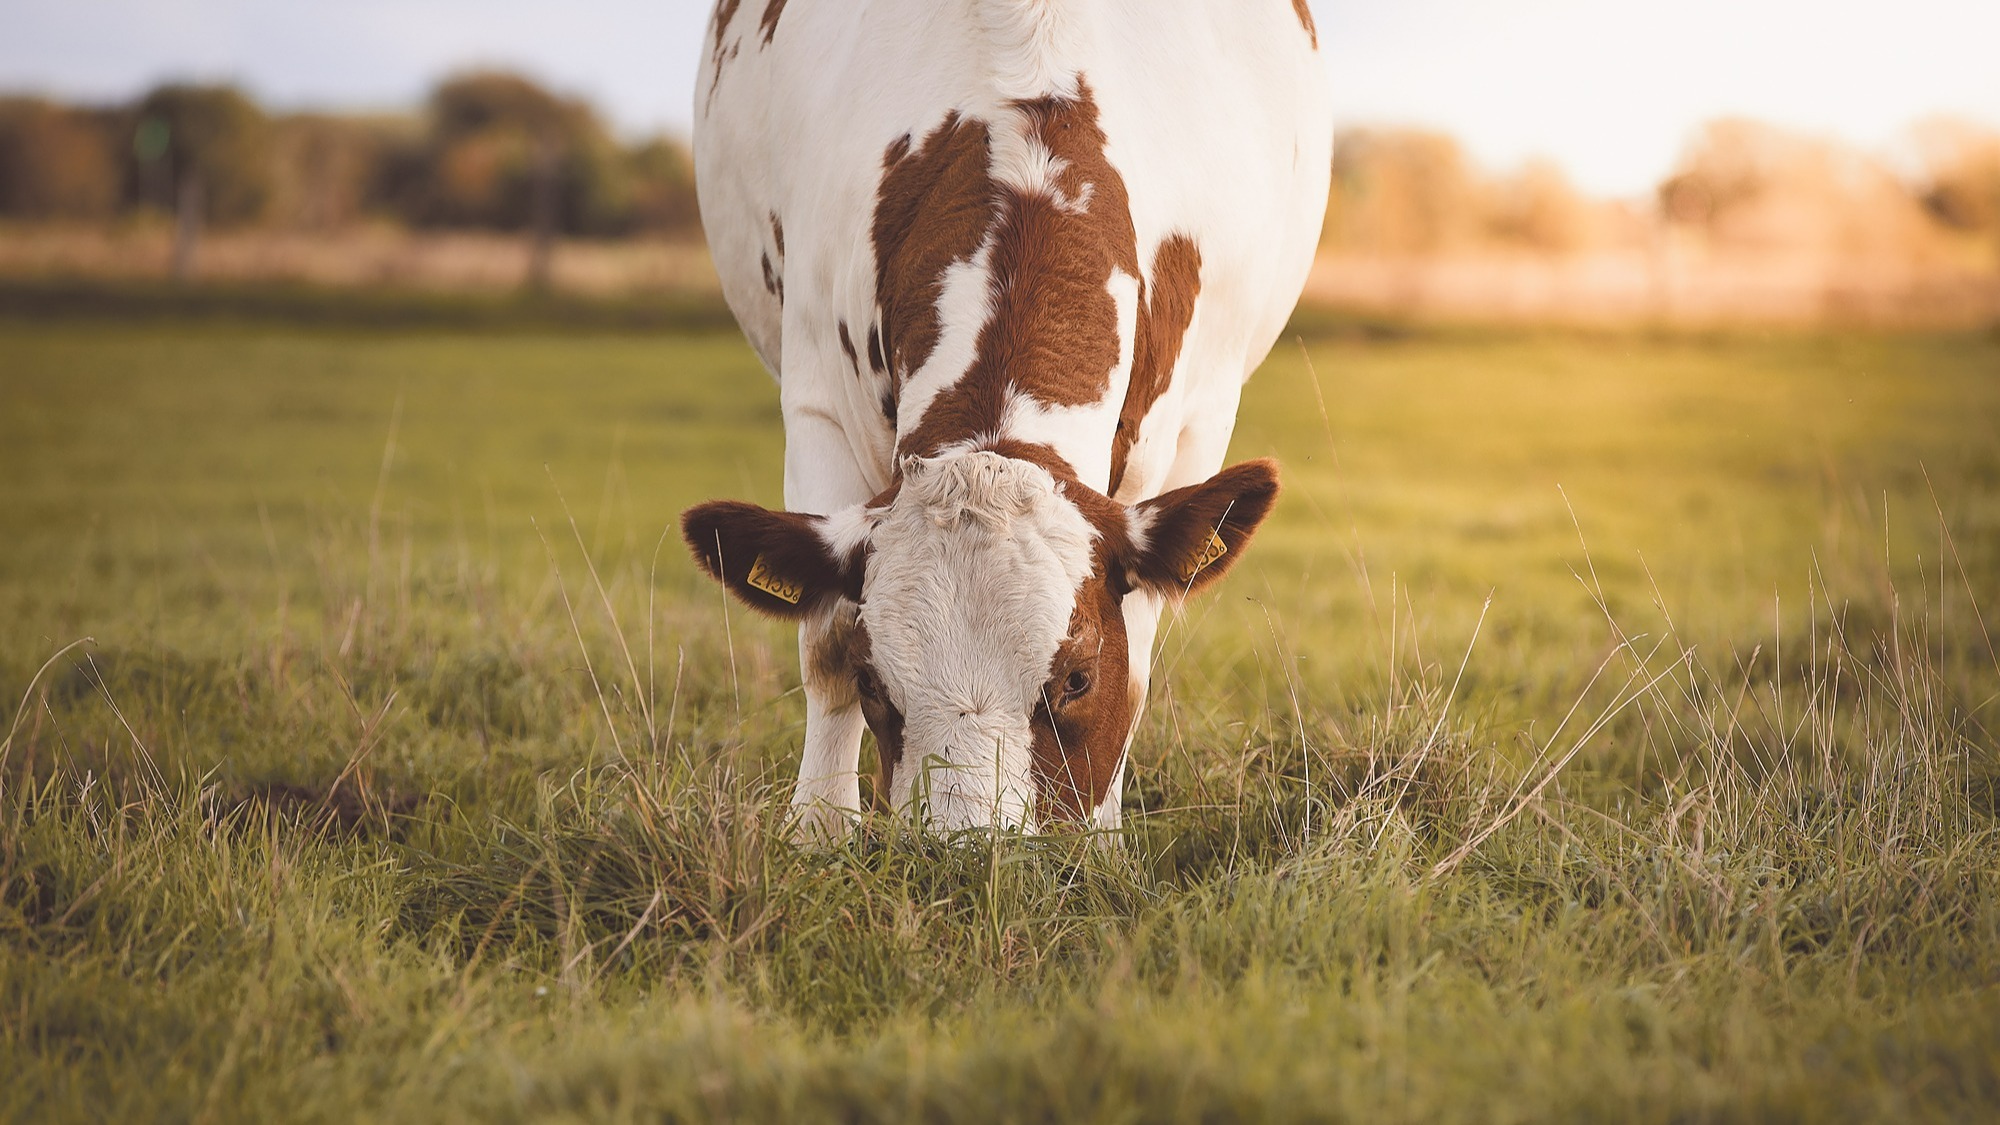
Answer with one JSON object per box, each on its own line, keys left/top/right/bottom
{"left": 1179, "top": 529, "right": 1228, "bottom": 584}
{"left": 746, "top": 555, "right": 804, "bottom": 604}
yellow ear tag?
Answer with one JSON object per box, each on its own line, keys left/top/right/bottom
{"left": 1178, "top": 529, "right": 1229, "bottom": 584}
{"left": 745, "top": 554, "right": 804, "bottom": 604}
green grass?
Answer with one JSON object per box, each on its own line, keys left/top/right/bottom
{"left": 2, "top": 322, "right": 1998, "bottom": 1122}
{"left": 0, "top": 276, "right": 744, "bottom": 333}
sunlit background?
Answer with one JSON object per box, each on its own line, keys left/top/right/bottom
{"left": 6, "top": 7, "right": 2000, "bottom": 1115}
{"left": 2, "top": 0, "right": 1998, "bottom": 323}
{"left": 9, "top": 0, "right": 2000, "bottom": 193}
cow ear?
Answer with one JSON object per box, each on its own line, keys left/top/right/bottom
{"left": 681, "top": 501, "right": 863, "bottom": 619}
{"left": 1122, "top": 459, "right": 1280, "bottom": 600}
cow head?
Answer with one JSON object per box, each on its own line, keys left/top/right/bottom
{"left": 682, "top": 450, "right": 1278, "bottom": 830}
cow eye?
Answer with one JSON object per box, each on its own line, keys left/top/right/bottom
{"left": 854, "top": 667, "right": 882, "bottom": 700}
{"left": 1058, "top": 668, "right": 1093, "bottom": 704}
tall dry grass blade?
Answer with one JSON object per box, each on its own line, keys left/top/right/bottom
{"left": 664, "top": 646, "right": 686, "bottom": 766}
{"left": 324, "top": 668, "right": 397, "bottom": 812}
{"left": 1372, "top": 591, "right": 1492, "bottom": 853}
{"left": 1256, "top": 603, "right": 1314, "bottom": 843}
{"left": 602, "top": 886, "right": 665, "bottom": 966}
{"left": 647, "top": 524, "right": 676, "bottom": 755}
{"left": 1434, "top": 636, "right": 1686, "bottom": 877}
{"left": 548, "top": 466, "right": 656, "bottom": 751}
{"left": 1921, "top": 463, "right": 2000, "bottom": 683}
{"left": 82, "top": 652, "right": 166, "bottom": 791}
{"left": 364, "top": 387, "right": 404, "bottom": 616}
{"left": 534, "top": 516, "right": 633, "bottom": 771}
{"left": 1291, "top": 337, "right": 1380, "bottom": 628}
{"left": 0, "top": 635, "right": 95, "bottom": 794}
{"left": 707, "top": 528, "right": 742, "bottom": 719}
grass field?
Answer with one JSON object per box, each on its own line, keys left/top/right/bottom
{"left": 3, "top": 320, "right": 1998, "bottom": 1121}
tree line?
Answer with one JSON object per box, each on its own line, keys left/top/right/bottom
{"left": 0, "top": 73, "right": 701, "bottom": 285}
{"left": 4, "top": 73, "right": 1997, "bottom": 277}
{"left": 1323, "top": 117, "right": 2000, "bottom": 262}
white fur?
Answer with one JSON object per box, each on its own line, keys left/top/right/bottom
{"left": 994, "top": 267, "right": 1138, "bottom": 493}
{"left": 895, "top": 240, "right": 994, "bottom": 431}
{"left": 989, "top": 115, "right": 1092, "bottom": 213}
{"left": 861, "top": 451, "right": 1096, "bottom": 828}
{"left": 976, "top": 0, "right": 1089, "bottom": 101}
{"left": 696, "top": 0, "right": 1331, "bottom": 833}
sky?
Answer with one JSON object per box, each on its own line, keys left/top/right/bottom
{"left": 3, "top": 0, "right": 1997, "bottom": 196}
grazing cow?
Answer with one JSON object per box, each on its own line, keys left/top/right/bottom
{"left": 683, "top": 0, "right": 1331, "bottom": 834}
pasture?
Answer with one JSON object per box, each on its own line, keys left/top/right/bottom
{"left": 3, "top": 319, "right": 1998, "bottom": 1121}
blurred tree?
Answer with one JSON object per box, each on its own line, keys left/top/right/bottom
{"left": 1657, "top": 119, "right": 1781, "bottom": 232}
{"left": 133, "top": 84, "right": 272, "bottom": 280}
{"left": 406, "top": 71, "right": 639, "bottom": 288}
{"left": 625, "top": 136, "right": 701, "bottom": 238}
{"left": 1910, "top": 118, "right": 2000, "bottom": 252}
{"left": 0, "top": 98, "right": 120, "bottom": 220}
{"left": 267, "top": 113, "right": 411, "bottom": 230}
{"left": 1323, "top": 129, "right": 1476, "bottom": 255}
{"left": 1482, "top": 158, "right": 1584, "bottom": 253}
{"left": 1658, "top": 118, "right": 1939, "bottom": 261}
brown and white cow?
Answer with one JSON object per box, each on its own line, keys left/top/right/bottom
{"left": 683, "top": 0, "right": 1331, "bottom": 834}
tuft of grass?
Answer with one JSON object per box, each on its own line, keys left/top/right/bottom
{"left": 1, "top": 323, "right": 1998, "bottom": 1121}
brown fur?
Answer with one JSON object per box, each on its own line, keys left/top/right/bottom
{"left": 837, "top": 320, "right": 860, "bottom": 374}
{"left": 846, "top": 621, "right": 907, "bottom": 801}
{"left": 760, "top": 251, "right": 781, "bottom": 299}
{"left": 987, "top": 88, "right": 1138, "bottom": 408}
{"left": 1291, "top": 0, "right": 1318, "bottom": 49}
{"left": 808, "top": 609, "right": 906, "bottom": 803}
{"left": 758, "top": 0, "right": 789, "bottom": 45}
{"left": 1029, "top": 574, "right": 1131, "bottom": 821}
{"left": 706, "top": 0, "right": 745, "bottom": 108}
{"left": 804, "top": 599, "right": 863, "bottom": 697}
{"left": 885, "top": 83, "right": 1154, "bottom": 459}
{"left": 871, "top": 113, "right": 998, "bottom": 393}
{"left": 865, "top": 324, "right": 887, "bottom": 374}
{"left": 1110, "top": 235, "right": 1202, "bottom": 495}
{"left": 681, "top": 501, "right": 860, "bottom": 618}
{"left": 1125, "top": 458, "right": 1280, "bottom": 598}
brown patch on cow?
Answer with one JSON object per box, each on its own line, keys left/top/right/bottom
{"left": 1291, "top": 0, "right": 1319, "bottom": 49}
{"left": 1018, "top": 477, "right": 1150, "bottom": 821}
{"left": 832, "top": 615, "right": 905, "bottom": 802}
{"left": 713, "top": 0, "right": 743, "bottom": 36}
{"left": 865, "top": 324, "right": 887, "bottom": 373}
{"left": 759, "top": 251, "right": 782, "bottom": 301}
{"left": 837, "top": 321, "right": 860, "bottom": 374}
{"left": 872, "top": 113, "right": 997, "bottom": 389}
{"left": 799, "top": 602, "right": 905, "bottom": 810}
{"left": 893, "top": 363, "right": 1009, "bottom": 458}
{"left": 758, "top": 0, "right": 788, "bottom": 44}
{"left": 991, "top": 86, "right": 1139, "bottom": 408}
{"left": 1108, "top": 235, "right": 1202, "bottom": 496}
{"left": 706, "top": 0, "right": 745, "bottom": 107}
{"left": 886, "top": 83, "right": 1147, "bottom": 460}
{"left": 1029, "top": 573, "right": 1132, "bottom": 822}
{"left": 762, "top": 211, "right": 784, "bottom": 301}
{"left": 804, "top": 599, "right": 862, "bottom": 696}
